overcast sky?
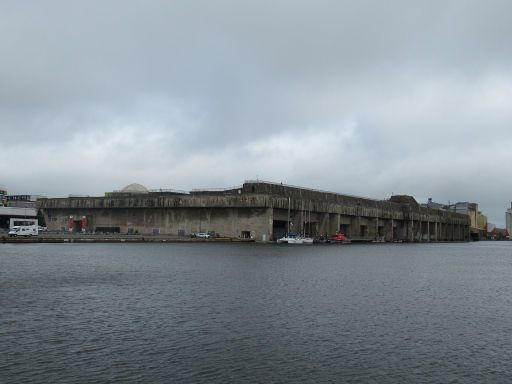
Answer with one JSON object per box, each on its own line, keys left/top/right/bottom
{"left": 1, "top": 0, "right": 511, "bottom": 225}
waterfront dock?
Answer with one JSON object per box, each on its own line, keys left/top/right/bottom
{"left": 0, "top": 233, "right": 243, "bottom": 244}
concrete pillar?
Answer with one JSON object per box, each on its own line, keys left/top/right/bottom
{"left": 267, "top": 207, "right": 274, "bottom": 241}
{"left": 291, "top": 210, "right": 300, "bottom": 234}
{"left": 328, "top": 213, "right": 339, "bottom": 235}
{"left": 402, "top": 220, "right": 408, "bottom": 240}
{"left": 316, "top": 213, "right": 327, "bottom": 237}
{"left": 351, "top": 215, "right": 361, "bottom": 239}
{"left": 408, "top": 220, "right": 414, "bottom": 242}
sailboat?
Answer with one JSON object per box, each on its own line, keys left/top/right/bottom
{"left": 277, "top": 233, "right": 303, "bottom": 244}
{"left": 277, "top": 197, "right": 304, "bottom": 244}
{"left": 302, "top": 200, "right": 314, "bottom": 244}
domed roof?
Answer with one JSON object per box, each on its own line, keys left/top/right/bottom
{"left": 121, "top": 183, "right": 149, "bottom": 194}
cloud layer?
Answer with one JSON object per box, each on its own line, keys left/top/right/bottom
{"left": 1, "top": 0, "right": 511, "bottom": 225}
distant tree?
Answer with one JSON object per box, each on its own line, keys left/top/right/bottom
{"left": 36, "top": 209, "right": 46, "bottom": 226}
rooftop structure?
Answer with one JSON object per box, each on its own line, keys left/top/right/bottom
{"left": 120, "top": 183, "right": 149, "bottom": 194}
{"left": 7, "top": 194, "right": 46, "bottom": 208}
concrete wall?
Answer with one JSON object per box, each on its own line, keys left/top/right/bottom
{"left": 44, "top": 207, "right": 273, "bottom": 240}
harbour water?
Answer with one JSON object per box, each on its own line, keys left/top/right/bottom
{"left": 2, "top": 242, "right": 512, "bottom": 383}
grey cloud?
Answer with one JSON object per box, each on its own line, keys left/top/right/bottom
{"left": 1, "top": 0, "right": 512, "bottom": 225}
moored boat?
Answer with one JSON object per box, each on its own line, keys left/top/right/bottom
{"left": 277, "top": 233, "right": 304, "bottom": 244}
{"left": 302, "top": 237, "right": 314, "bottom": 244}
{"left": 328, "top": 232, "right": 351, "bottom": 244}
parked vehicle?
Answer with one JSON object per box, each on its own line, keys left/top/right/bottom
{"left": 8, "top": 225, "right": 38, "bottom": 237}
{"left": 9, "top": 218, "right": 38, "bottom": 230}
{"left": 195, "top": 232, "right": 211, "bottom": 238}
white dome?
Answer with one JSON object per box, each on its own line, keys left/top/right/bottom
{"left": 121, "top": 183, "right": 149, "bottom": 194}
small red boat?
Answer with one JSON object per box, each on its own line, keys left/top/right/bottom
{"left": 328, "top": 232, "right": 350, "bottom": 243}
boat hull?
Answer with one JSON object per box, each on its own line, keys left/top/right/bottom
{"left": 277, "top": 236, "right": 304, "bottom": 244}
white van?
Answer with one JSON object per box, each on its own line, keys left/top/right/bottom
{"left": 8, "top": 225, "right": 38, "bottom": 237}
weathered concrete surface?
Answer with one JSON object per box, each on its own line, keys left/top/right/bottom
{"left": 39, "top": 181, "right": 470, "bottom": 241}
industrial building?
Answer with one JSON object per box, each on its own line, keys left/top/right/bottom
{"left": 39, "top": 180, "right": 470, "bottom": 242}
{"left": 445, "top": 202, "right": 487, "bottom": 240}
{"left": 0, "top": 186, "right": 39, "bottom": 230}
{"left": 0, "top": 185, "right": 7, "bottom": 207}
{"left": 506, "top": 204, "right": 512, "bottom": 238}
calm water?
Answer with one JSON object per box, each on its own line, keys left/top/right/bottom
{"left": 2, "top": 242, "right": 512, "bottom": 383}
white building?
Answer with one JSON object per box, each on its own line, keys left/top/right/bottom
{"left": 0, "top": 187, "right": 40, "bottom": 230}
{"left": 0, "top": 206, "right": 38, "bottom": 230}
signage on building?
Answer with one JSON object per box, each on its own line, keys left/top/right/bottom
{"left": 8, "top": 195, "right": 35, "bottom": 202}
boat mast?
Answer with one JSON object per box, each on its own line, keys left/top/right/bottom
{"left": 309, "top": 201, "right": 312, "bottom": 237}
{"left": 302, "top": 200, "right": 304, "bottom": 237}
{"left": 287, "top": 197, "right": 290, "bottom": 235}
